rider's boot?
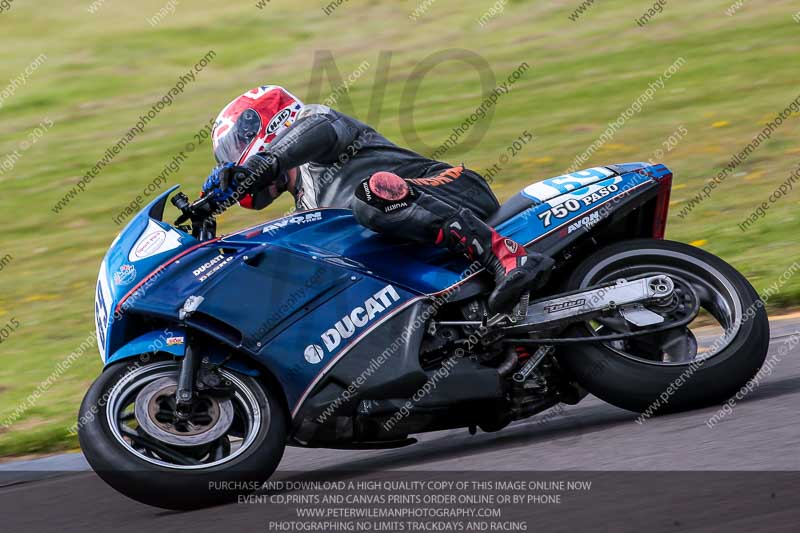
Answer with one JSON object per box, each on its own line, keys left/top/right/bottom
{"left": 438, "top": 208, "right": 555, "bottom": 314}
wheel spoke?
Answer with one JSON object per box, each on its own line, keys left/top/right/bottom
{"left": 210, "top": 437, "right": 230, "bottom": 462}
{"left": 124, "top": 428, "right": 201, "bottom": 466}
{"left": 583, "top": 260, "right": 738, "bottom": 365}
{"left": 105, "top": 363, "right": 265, "bottom": 471}
{"left": 658, "top": 328, "right": 698, "bottom": 363}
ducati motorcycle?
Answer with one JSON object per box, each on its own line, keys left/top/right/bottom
{"left": 79, "top": 163, "right": 769, "bottom": 509}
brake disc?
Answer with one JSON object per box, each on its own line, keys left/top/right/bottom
{"left": 134, "top": 376, "right": 234, "bottom": 447}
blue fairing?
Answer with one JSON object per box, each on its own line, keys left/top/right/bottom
{"left": 95, "top": 185, "right": 196, "bottom": 362}
{"left": 94, "top": 163, "right": 670, "bottom": 416}
{"left": 222, "top": 211, "right": 474, "bottom": 294}
{"left": 494, "top": 164, "right": 665, "bottom": 244}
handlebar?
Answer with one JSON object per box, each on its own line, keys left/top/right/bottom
{"left": 171, "top": 192, "right": 218, "bottom": 241}
{"left": 170, "top": 169, "right": 249, "bottom": 241}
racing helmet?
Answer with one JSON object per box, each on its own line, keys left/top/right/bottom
{"left": 212, "top": 85, "right": 304, "bottom": 165}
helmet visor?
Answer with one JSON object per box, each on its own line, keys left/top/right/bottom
{"left": 214, "top": 108, "right": 262, "bottom": 164}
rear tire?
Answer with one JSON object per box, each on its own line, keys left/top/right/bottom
{"left": 556, "top": 239, "right": 769, "bottom": 414}
{"left": 78, "top": 359, "right": 287, "bottom": 510}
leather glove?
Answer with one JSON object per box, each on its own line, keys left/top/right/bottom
{"left": 240, "top": 152, "right": 286, "bottom": 209}
{"left": 202, "top": 163, "right": 246, "bottom": 204}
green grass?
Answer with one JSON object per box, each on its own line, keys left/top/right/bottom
{"left": 1, "top": 0, "right": 799, "bottom": 456}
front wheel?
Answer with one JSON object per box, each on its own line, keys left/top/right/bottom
{"left": 556, "top": 239, "right": 769, "bottom": 414}
{"left": 78, "top": 359, "right": 287, "bottom": 509}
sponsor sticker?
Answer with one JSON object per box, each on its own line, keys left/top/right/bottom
{"left": 544, "top": 299, "right": 586, "bottom": 314}
{"left": 134, "top": 230, "right": 166, "bottom": 258}
{"left": 112, "top": 264, "right": 137, "bottom": 286}
{"left": 166, "top": 336, "right": 185, "bottom": 346}
{"left": 193, "top": 254, "right": 234, "bottom": 282}
{"left": 384, "top": 201, "right": 408, "bottom": 213}
{"left": 537, "top": 182, "right": 621, "bottom": 229}
{"left": 267, "top": 107, "right": 292, "bottom": 134}
{"left": 261, "top": 211, "right": 323, "bottom": 234}
{"left": 567, "top": 211, "right": 603, "bottom": 234}
{"left": 129, "top": 220, "right": 182, "bottom": 262}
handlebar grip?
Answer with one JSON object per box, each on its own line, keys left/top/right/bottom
{"left": 171, "top": 192, "right": 190, "bottom": 211}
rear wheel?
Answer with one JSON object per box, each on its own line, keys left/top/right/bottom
{"left": 556, "top": 239, "right": 769, "bottom": 414}
{"left": 78, "top": 359, "right": 287, "bottom": 509}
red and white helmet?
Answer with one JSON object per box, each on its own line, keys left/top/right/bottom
{"left": 212, "top": 85, "right": 304, "bottom": 165}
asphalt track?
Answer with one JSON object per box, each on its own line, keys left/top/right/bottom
{"left": 2, "top": 316, "right": 799, "bottom": 532}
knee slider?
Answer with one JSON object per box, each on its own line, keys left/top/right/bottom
{"left": 355, "top": 173, "right": 416, "bottom": 210}
{"left": 368, "top": 172, "right": 409, "bottom": 201}
{"left": 352, "top": 173, "right": 418, "bottom": 231}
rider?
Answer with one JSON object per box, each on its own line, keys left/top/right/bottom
{"left": 204, "top": 85, "right": 554, "bottom": 314}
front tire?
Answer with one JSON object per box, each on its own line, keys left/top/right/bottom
{"left": 78, "top": 359, "right": 287, "bottom": 510}
{"left": 556, "top": 239, "right": 769, "bottom": 414}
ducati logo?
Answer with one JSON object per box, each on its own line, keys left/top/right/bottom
{"left": 304, "top": 344, "right": 324, "bottom": 365}
{"left": 319, "top": 285, "right": 402, "bottom": 353}
{"left": 504, "top": 239, "right": 519, "bottom": 254}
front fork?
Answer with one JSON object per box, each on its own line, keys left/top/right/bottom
{"left": 175, "top": 339, "right": 199, "bottom": 418}
{"left": 174, "top": 295, "right": 227, "bottom": 419}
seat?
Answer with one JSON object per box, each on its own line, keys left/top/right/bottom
{"left": 485, "top": 192, "right": 539, "bottom": 226}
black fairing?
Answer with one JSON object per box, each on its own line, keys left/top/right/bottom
{"left": 291, "top": 301, "right": 505, "bottom": 446}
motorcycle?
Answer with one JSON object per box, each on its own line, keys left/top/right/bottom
{"left": 79, "top": 162, "right": 769, "bottom": 509}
